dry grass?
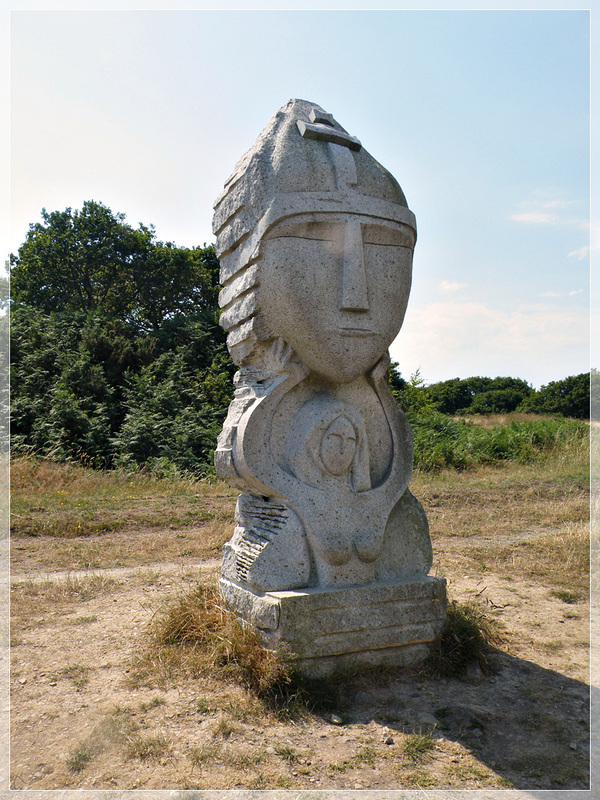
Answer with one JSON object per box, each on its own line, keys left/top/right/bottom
{"left": 460, "top": 412, "right": 564, "bottom": 427}
{"left": 130, "top": 580, "right": 347, "bottom": 725}
{"left": 9, "top": 428, "right": 591, "bottom": 792}
{"left": 60, "top": 664, "right": 91, "bottom": 688}
{"left": 125, "top": 734, "right": 170, "bottom": 762}
{"left": 63, "top": 706, "right": 174, "bottom": 775}
{"left": 65, "top": 713, "right": 135, "bottom": 773}
{"left": 11, "top": 454, "right": 236, "bottom": 538}
{"left": 403, "top": 733, "right": 436, "bottom": 763}
{"left": 133, "top": 582, "right": 298, "bottom": 708}
{"left": 413, "top": 470, "right": 589, "bottom": 542}
{"left": 12, "top": 525, "right": 231, "bottom": 573}
{"left": 10, "top": 454, "right": 236, "bottom": 571}
{"left": 327, "top": 745, "right": 376, "bottom": 773}
{"left": 410, "top": 434, "right": 589, "bottom": 598}
{"left": 11, "top": 423, "right": 588, "bottom": 574}
{"left": 273, "top": 744, "right": 301, "bottom": 762}
{"left": 470, "top": 520, "right": 590, "bottom": 597}
{"left": 425, "top": 599, "right": 504, "bottom": 677}
{"left": 11, "top": 574, "right": 119, "bottom": 633}
{"left": 401, "top": 768, "right": 438, "bottom": 788}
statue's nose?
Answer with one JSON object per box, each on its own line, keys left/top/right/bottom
{"left": 340, "top": 219, "right": 369, "bottom": 311}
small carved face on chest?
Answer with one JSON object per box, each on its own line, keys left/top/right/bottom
{"left": 258, "top": 212, "right": 414, "bottom": 383}
{"left": 319, "top": 415, "right": 357, "bottom": 476}
{"left": 287, "top": 395, "right": 371, "bottom": 492}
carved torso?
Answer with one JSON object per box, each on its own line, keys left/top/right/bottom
{"left": 213, "top": 100, "right": 433, "bottom": 592}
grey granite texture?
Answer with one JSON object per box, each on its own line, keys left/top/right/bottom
{"left": 212, "top": 99, "right": 446, "bottom": 672}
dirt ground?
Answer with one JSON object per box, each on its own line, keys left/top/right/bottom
{"left": 10, "top": 520, "right": 591, "bottom": 792}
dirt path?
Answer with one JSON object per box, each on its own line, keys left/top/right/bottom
{"left": 9, "top": 559, "right": 221, "bottom": 585}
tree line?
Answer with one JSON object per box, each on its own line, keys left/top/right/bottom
{"left": 9, "top": 201, "right": 591, "bottom": 475}
{"left": 390, "top": 370, "right": 590, "bottom": 420}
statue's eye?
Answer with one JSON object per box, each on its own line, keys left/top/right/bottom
{"left": 362, "top": 224, "right": 414, "bottom": 248}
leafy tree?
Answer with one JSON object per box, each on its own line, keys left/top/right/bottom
{"left": 11, "top": 307, "right": 151, "bottom": 467}
{"left": 387, "top": 361, "right": 406, "bottom": 395}
{"left": 0, "top": 271, "right": 8, "bottom": 314}
{"left": 591, "top": 368, "right": 600, "bottom": 422}
{"left": 114, "top": 312, "right": 234, "bottom": 475}
{"left": 10, "top": 201, "right": 220, "bottom": 331}
{"left": 427, "top": 378, "right": 473, "bottom": 415}
{"left": 10, "top": 306, "right": 234, "bottom": 472}
{"left": 427, "top": 376, "right": 534, "bottom": 415}
{"left": 519, "top": 373, "right": 590, "bottom": 419}
{"left": 0, "top": 272, "right": 8, "bottom": 454}
{"left": 392, "top": 368, "right": 434, "bottom": 413}
{"left": 10, "top": 201, "right": 235, "bottom": 473}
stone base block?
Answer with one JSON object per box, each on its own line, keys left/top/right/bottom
{"left": 219, "top": 576, "right": 447, "bottom": 677}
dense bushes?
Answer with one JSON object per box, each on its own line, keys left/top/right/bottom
{"left": 10, "top": 201, "right": 590, "bottom": 476}
{"left": 113, "top": 314, "right": 234, "bottom": 475}
{"left": 409, "top": 411, "right": 588, "bottom": 472}
{"left": 518, "top": 373, "right": 590, "bottom": 419}
{"left": 427, "top": 376, "right": 534, "bottom": 415}
{"left": 0, "top": 275, "right": 8, "bottom": 454}
{"left": 10, "top": 305, "right": 234, "bottom": 474}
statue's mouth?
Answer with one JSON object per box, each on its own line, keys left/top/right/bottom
{"left": 336, "top": 327, "right": 378, "bottom": 337}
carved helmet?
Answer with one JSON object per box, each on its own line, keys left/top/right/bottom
{"left": 212, "top": 99, "right": 416, "bottom": 365}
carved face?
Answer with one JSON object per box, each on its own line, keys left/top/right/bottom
{"left": 319, "top": 415, "right": 357, "bottom": 476}
{"left": 258, "top": 213, "right": 414, "bottom": 383}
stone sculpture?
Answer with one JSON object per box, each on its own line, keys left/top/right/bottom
{"left": 213, "top": 99, "right": 446, "bottom": 675}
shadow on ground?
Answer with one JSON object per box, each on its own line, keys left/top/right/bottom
{"left": 335, "top": 650, "right": 591, "bottom": 791}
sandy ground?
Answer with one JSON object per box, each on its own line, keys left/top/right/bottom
{"left": 10, "top": 543, "right": 592, "bottom": 792}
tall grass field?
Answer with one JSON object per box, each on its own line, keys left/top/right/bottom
{"left": 408, "top": 412, "right": 588, "bottom": 472}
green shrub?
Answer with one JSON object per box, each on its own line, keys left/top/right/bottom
{"left": 10, "top": 202, "right": 234, "bottom": 475}
{"left": 519, "top": 373, "right": 590, "bottom": 419}
{"left": 425, "top": 376, "right": 534, "bottom": 415}
{"left": 409, "top": 411, "right": 587, "bottom": 472}
{"left": 403, "top": 733, "right": 435, "bottom": 763}
{"left": 11, "top": 307, "right": 234, "bottom": 475}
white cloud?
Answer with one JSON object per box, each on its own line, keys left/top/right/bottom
{"left": 538, "top": 199, "right": 570, "bottom": 210}
{"left": 439, "top": 280, "right": 468, "bottom": 292}
{"left": 540, "top": 289, "right": 584, "bottom": 298}
{"left": 568, "top": 246, "right": 590, "bottom": 260}
{"left": 390, "top": 300, "right": 589, "bottom": 388}
{"left": 510, "top": 211, "right": 559, "bottom": 225}
{"left": 510, "top": 193, "right": 588, "bottom": 232}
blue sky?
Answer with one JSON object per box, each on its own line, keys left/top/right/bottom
{"left": 7, "top": 5, "right": 593, "bottom": 388}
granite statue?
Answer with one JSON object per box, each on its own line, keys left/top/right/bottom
{"left": 213, "top": 99, "right": 446, "bottom": 675}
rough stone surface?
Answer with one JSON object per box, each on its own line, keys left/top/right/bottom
{"left": 220, "top": 575, "right": 446, "bottom": 677}
{"left": 213, "top": 99, "right": 446, "bottom": 673}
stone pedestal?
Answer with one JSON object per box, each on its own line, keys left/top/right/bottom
{"left": 220, "top": 575, "right": 447, "bottom": 677}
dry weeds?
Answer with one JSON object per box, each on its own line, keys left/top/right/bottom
{"left": 11, "top": 455, "right": 236, "bottom": 571}
{"left": 134, "top": 582, "right": 295, "bottom": 707}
